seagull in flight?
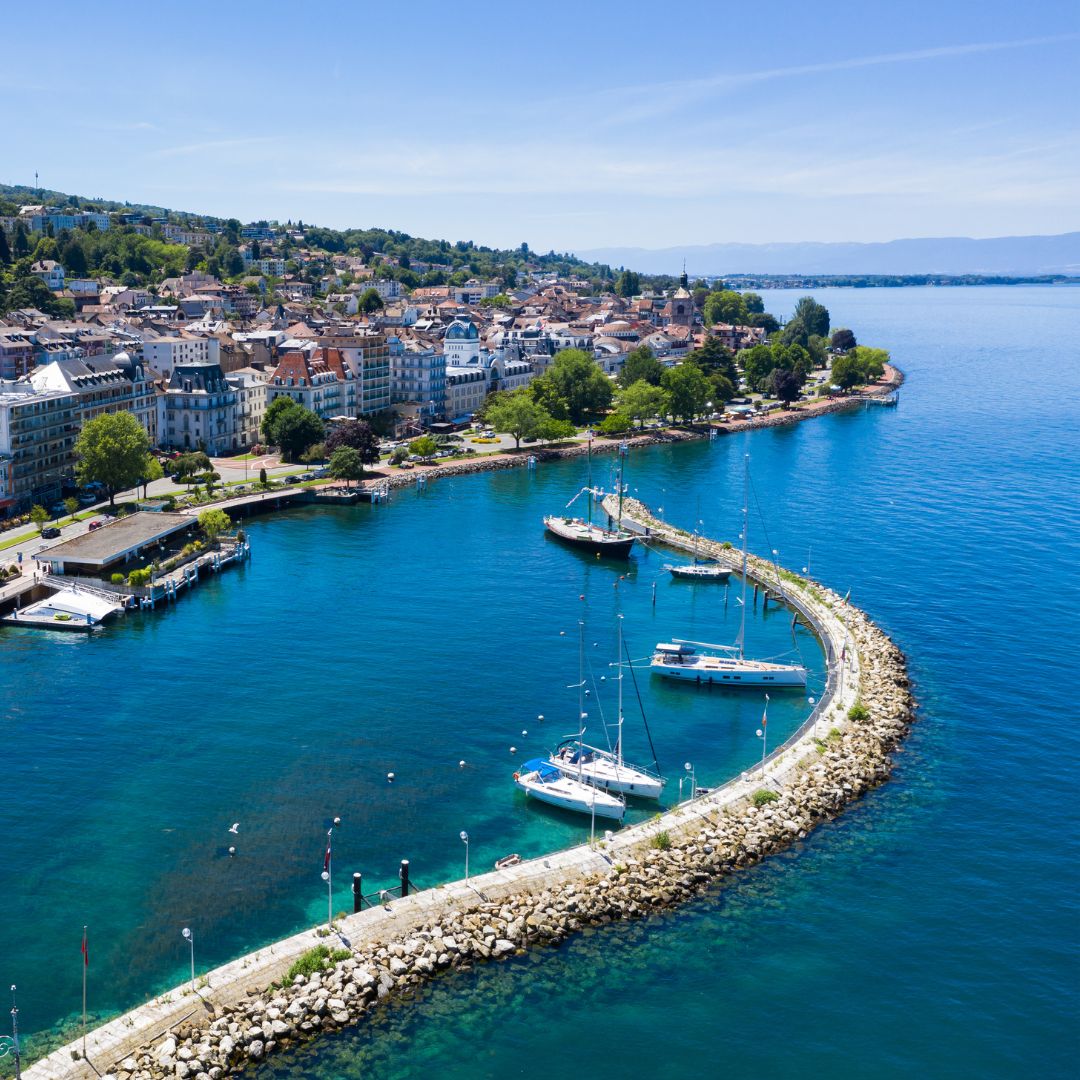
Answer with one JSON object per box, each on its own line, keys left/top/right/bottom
{"left": 228, "top": 823, "right": 240, "bottom": 834}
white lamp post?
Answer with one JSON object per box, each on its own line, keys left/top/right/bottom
{"left": 321, "top": 816, "right": 341, "bottom": 930}
{"left": 181, "top": 928, "right": 194, "bottom": 991}
{"left": 460, "top": 830, "right": 469, "bottom": 883}
{"left": 685, "top": 761, "right": 696, "bottom": 800}
{"left": 0, "top": 985, "right": 22, "bottom": 1080}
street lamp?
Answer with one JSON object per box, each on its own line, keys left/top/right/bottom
{"left": 321, "top": 816, "right": 342, "bottom": 930}
{"left": 757, "top": 693, "right": 770, "bottom": 777}
{"left": 181, "top": 928, "right": 194, "bottom": 991}
{"left": 460, "top": 830, "right": 469, "bottom": 883}
{"left": 0, "top": 985, "right": 21, "bottom": 1080}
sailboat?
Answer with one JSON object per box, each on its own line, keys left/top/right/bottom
{"left": 544, "top": 438, "right": 635, "bottom": 557}
{"left": 651, "top": 455, "right": 807, "bottom": 689}
{"left": 663, "top": 526, "right": 733, "bottom": 581}
{"left": 551, "top": 616, "right": 665, "bottom": 799}
{"left": 514, "top": 621, "right": 626, "bottom": 820}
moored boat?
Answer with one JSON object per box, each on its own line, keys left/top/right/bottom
{"left": 650, "top": 640, "right": 807, "bottom": 687}
{"left": 544, "top": 437, "right": 635, "bottom": 558}
{"left": 513, "top": 758, "right": 626, "bottom": 819}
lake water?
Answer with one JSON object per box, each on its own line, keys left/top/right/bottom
{"left": 2, "top": 286, "right": 1078, "bottom": 1076}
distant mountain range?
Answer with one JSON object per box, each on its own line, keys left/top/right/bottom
{"left": 575, "top": 233, "right": 1080, "bottom": 278}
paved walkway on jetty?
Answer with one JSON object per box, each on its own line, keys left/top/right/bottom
{"left": 25, "top": 498, "right": 877, "bottom": 1080}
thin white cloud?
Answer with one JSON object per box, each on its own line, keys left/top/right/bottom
{"left": 586, "top": 33, "right": 1080, "bottom": 125}
{"left": 152, "top": 136, "right": 281, "bottom": 159}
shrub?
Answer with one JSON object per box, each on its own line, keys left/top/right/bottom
{"left": 847, "top": 700, "right": 869, "bottom": 722}
{"left": 650, "top": 830, "right": 672, "bottom": 851}
{"left": 128, "top": 568, "right": 152, "bottom": 587}
{"left": 752, "top": 788, "right": 779, "bottom": 807}
{"left": 283, "top": 945, "right": 346, "bottom": 983}
{"left": 110, "top": 573, "right": 124, "bottom": 585}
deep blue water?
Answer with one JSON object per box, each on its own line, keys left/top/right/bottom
{"left": 2, "top": 287, "right": 1078, "bottom": 1076}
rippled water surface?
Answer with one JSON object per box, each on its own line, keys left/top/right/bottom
{"left": 3, "top": 287, "right": 1078, "bottom": 1075}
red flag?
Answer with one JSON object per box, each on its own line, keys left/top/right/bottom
{"left": 762, "top": 693, "right": 770, "bottom": 727}
{"left": 323, "top": 832, "right": 331, "bottom": 873}
{"left": 81, "top": 927, "right": 88, "bottom": 968}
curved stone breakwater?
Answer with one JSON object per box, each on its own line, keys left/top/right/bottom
{"left": 27, "top": 501, "right": 915, "bottom": 1080}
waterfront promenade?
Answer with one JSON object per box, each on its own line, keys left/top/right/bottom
{"left": 25, "top": 497, "right": 914, "bottom": 1080}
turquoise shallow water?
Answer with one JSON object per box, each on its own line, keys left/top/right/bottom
{"left": 3, "top": 286, "right": 1079, "bottom": 1075}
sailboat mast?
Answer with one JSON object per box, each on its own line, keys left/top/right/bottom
{"left": 738, "top": 454, "right": 749, "bottom": 661}
{"left": 617, "top": 444, "right": 625, "bottom": 527}
{"left": 616, "top": 614, "right": 624, "bottom": 767}
{"left": 586, "top": 435, "right": 594, "bottom": 525}
{"left": 577, "top": 620, "right": 586, "bottom": 781}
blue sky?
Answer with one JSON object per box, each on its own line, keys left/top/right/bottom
{"left": 4, "top": 0, "right": 1078, "bottom": 253}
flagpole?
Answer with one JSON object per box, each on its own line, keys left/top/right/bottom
{"left": 81, "top": 926, "right": 87, "bottom": 1061}
{"left": 760, "top": 694, "right": 770, "bottom": 777}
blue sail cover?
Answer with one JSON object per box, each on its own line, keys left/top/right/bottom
{"left": 523, "top": 758, "right": 561, "bottom": 782}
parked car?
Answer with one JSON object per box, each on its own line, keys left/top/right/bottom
{"left": 49, "top": 503, "right": 66, "bottom": 517}
{"left": 88, "top": 520, "right": 103, "bottom": 531}
{"left": 41, "top": 527, "right": 61, "bottom": 539}
{"left": 78, "top": 492, "right": 97, "bottom": 506}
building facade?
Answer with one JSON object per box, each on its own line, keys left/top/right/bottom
{"left": 159, "top": 362, "right": 238, "bottom": 455}
{"left": 0, "top": 382, "right": 78, "bottom": 515}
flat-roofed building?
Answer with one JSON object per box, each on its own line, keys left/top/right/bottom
{"left": 0, "top": 381, "right": 78, "bottom": 515}
{"left": 42, "top": 511, "right": 196, "bottom": 576}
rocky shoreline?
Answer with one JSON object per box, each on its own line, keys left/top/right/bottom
{"left": 371, "top": 367, "right": 903, "bottom": 492}
{"left": 27, "top": 494, "right": 915, "bottom": 1080}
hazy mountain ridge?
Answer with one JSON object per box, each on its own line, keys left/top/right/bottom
{"left": 575, "top": 233, "right": 1080, "bottom": 277}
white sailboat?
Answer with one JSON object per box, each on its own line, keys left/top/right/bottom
{"left": 514, "top": 622, "right": 626, "bottom": 820}
{"left": 551, "top": 616, "right": 665, "bottom": 800}
{"left": 651, "top": 455, "right": 807, "bottom": 689}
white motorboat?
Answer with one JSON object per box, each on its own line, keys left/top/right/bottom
{"left": 513, "top": 758, "right": 626, "bottom": 819}
{"left": 652, "top": 455, "right": 807, "bottom": 689}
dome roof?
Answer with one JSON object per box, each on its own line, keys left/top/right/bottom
{"left": 445, "top": 320, "right": 478, "bottom": 340}
{"left": 112, "top": 350, "right": 131, "bottom": 364}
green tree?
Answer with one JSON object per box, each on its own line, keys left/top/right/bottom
{"left": 792, "top": 296, "right": 830, "bottom": 337}
{"left": 197, "top": 508, "right": 232, "bottom": 542}
{"left": 686, "top": 336, "right": 737, "bottom": 384}
{"left": 703, "top": 290, "right": 748, "bottom": 327}
{"left": 829, "top": 353, "right": 864, "bottom": 390}
{"left": 530, "top": 348, "right": 612, "bottom": 425}
{"left": 743, "top": 292, "right": 765, "bottom": 314}
{"left": 328, "top": 446, "right": 365, "bottom": 488}
{"left": 741, "top": 344, "right": 780, "bottom": 392}
{"left": 358, "top": 287, "right": 384, "bottom": 313}
{"left": 64, "top": 496, "right": 79, "bottom": 522}
{"left": 485, "top": 389, "right": 551, "bottom": 448}
{"left": 262, "top": 396, "right": 300, "bottom": 445}
{"left": 598, "top": 411, "right": 632, "bottom": 435}
{"left": 746, "top": 311, "right": 780, "bottom": 334}
{"left": 617, "top": 345, "right": 663, "bottom": 388}
{"left": 780, "top": 316, "right": 809, "bottom": 348}
{"left": 617, "top": 380, "right": 669, "bottom": 428}
{"left": 139, "top": 455, "right": 164, "bottom": 499}
{"left": 0, "top": 227, "right": 11, "bottom": 266}
{"left": 30, "top": 505, "right": 49, "bottom": 533}
{"left": 537, "top": 417, "right": 577, "bottom": 443}
{"left": 615, "top": 270, "right": 640, "bottom": 297}
{"left": 661, "top": 363, "right": 710, "bottom": 423}
{"left": 850, "top": 346, "right": 888, "bottom": 382}
{"left": 12, "top": 221, "right": 30, "bottom": 259}
{"left": 74, "top": 411, "right": 152, "bottom": 506}
{"left": 174, "top": 452, "right": 212, "bottom": 480}
{"left": 410, "top": 434, "right": 438, "bottom": 460}
{"left": 275, "top": 406, "right": 325, "bottom": 463}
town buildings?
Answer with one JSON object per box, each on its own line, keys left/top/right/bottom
{"left": 0, "top": 381, "right": 78, "bottom": 513}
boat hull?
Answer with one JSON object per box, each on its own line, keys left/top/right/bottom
{"left": 666, "top": 564, "right": 733, "bottom": 581}
{"left": 651, "top": 659, "right": 807, "bottom": 688}
{"left": 514, "top": 776, "right": 626, "bottom": 819}
{"left": 555, "top": 761, "right": 664, "bottom": 799}
{"left": 544, "top": 516, "right": 635, "bottom": 558}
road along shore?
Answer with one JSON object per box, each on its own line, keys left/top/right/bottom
{"left": 26, "top": 495, "right": 915, "bottom": 1080}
